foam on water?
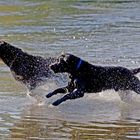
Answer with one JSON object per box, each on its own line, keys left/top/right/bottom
{"left": 118, "top": 90, "right": 140, "bottom": 104}
{"left": 27, "top": 80, "right": 140, "bottom": 107}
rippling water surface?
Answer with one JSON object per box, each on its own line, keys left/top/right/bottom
{"left": 0, "top": 0, "right": 140, "bottom": 139}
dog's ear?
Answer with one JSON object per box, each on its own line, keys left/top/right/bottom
{"left": 63, "top": 53, "right": 71, "bottom": 62}
{"left": 61, "top": 51, "right": 65, "bottom": 57}
{"left": 60, "top": 51, "right": 67, "bottom": 61}
{"left": 60, "top": 52, "right": 70, "bottom": 62}
{"left": 63, "top": 56, "right": 67, "bottom": 62}
{"left": 61, "top": 51, "right": 65, "bottom": 55}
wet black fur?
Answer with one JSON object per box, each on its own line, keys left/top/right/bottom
{"left": 0, "top": 41, "right": 56, "bottom": 90}
{"left": 46, "top": 53, "right": 140, "bottom": 106}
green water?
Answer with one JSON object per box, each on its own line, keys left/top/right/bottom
{"left": 0, "top": 0, "right": 140, "bottom": 139}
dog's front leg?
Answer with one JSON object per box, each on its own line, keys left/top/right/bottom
{"left": 46, "top": 87, "right": 68, "bottom": 98}
{"left": 46, "top": 79, "right": 75, "bottom": 98}
{"left": 52, "top": 89, "right": 84, "bottom": 106}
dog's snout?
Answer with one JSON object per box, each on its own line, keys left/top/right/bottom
{"left": 50, "top": 63, "right": 57, "bottom": 71}
{"left": 50, "top": 63, "right": 59, "bottom": 73}
{"left": 50, "top": 64, "right": 54, "bottom": 70}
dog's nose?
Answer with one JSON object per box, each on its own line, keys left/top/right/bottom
{"left": 49, "top": 64, "right": 55, "bottom": 70}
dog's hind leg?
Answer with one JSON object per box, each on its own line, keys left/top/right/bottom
{"left": 52, "top": 89, "right": 84, "bottom": 106}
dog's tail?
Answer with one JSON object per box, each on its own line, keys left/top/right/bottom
{"left": 131, "top": 68, "right": 140, "bottom": 75}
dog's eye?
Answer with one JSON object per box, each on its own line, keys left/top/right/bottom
{"left": 61, "top": 54, "right": 65, "bottom": 58}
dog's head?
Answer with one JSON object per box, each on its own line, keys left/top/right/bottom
{"left": 50, "top": 53, "right": 82, "bottom": 74}
{"left": 0, "top": 41, "right": 23, "bottom": 67}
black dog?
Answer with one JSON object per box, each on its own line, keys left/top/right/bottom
{"left": 0, "top": 41, "right": 56, "bottom": 90}
{"left": 46, "top": 53, "right": 140, "bottom": 106}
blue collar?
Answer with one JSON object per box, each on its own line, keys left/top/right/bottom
{"left": 76, "top": 59, "right": 82, "bottom": 70}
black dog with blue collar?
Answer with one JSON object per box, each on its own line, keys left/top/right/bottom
{"left": 46, "top": 53, "right": 140, "bottom": 106}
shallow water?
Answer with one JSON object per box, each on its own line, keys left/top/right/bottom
{"left": 0, "top": 0, "right": 140, "bottom": 139}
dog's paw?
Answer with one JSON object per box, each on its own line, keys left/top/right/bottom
{"left": 46, "top": 92, "right": 54, "bottom": 98}
{"left": 52, "top": 99, "right": 62, "bottom": 106}
{"left": 48, "top": 104, "right": 57, "bottom": 108}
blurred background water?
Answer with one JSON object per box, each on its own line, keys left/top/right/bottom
{"left": 0, "top": 0, "right": 140, "bottom": 139}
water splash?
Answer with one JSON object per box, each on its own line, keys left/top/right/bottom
{"left": 118, "top": 90, "right": 140, "bottom": 105}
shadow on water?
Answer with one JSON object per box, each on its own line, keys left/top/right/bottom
{"left": 0, "top": 0, "right": 140, "bottom": 139}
